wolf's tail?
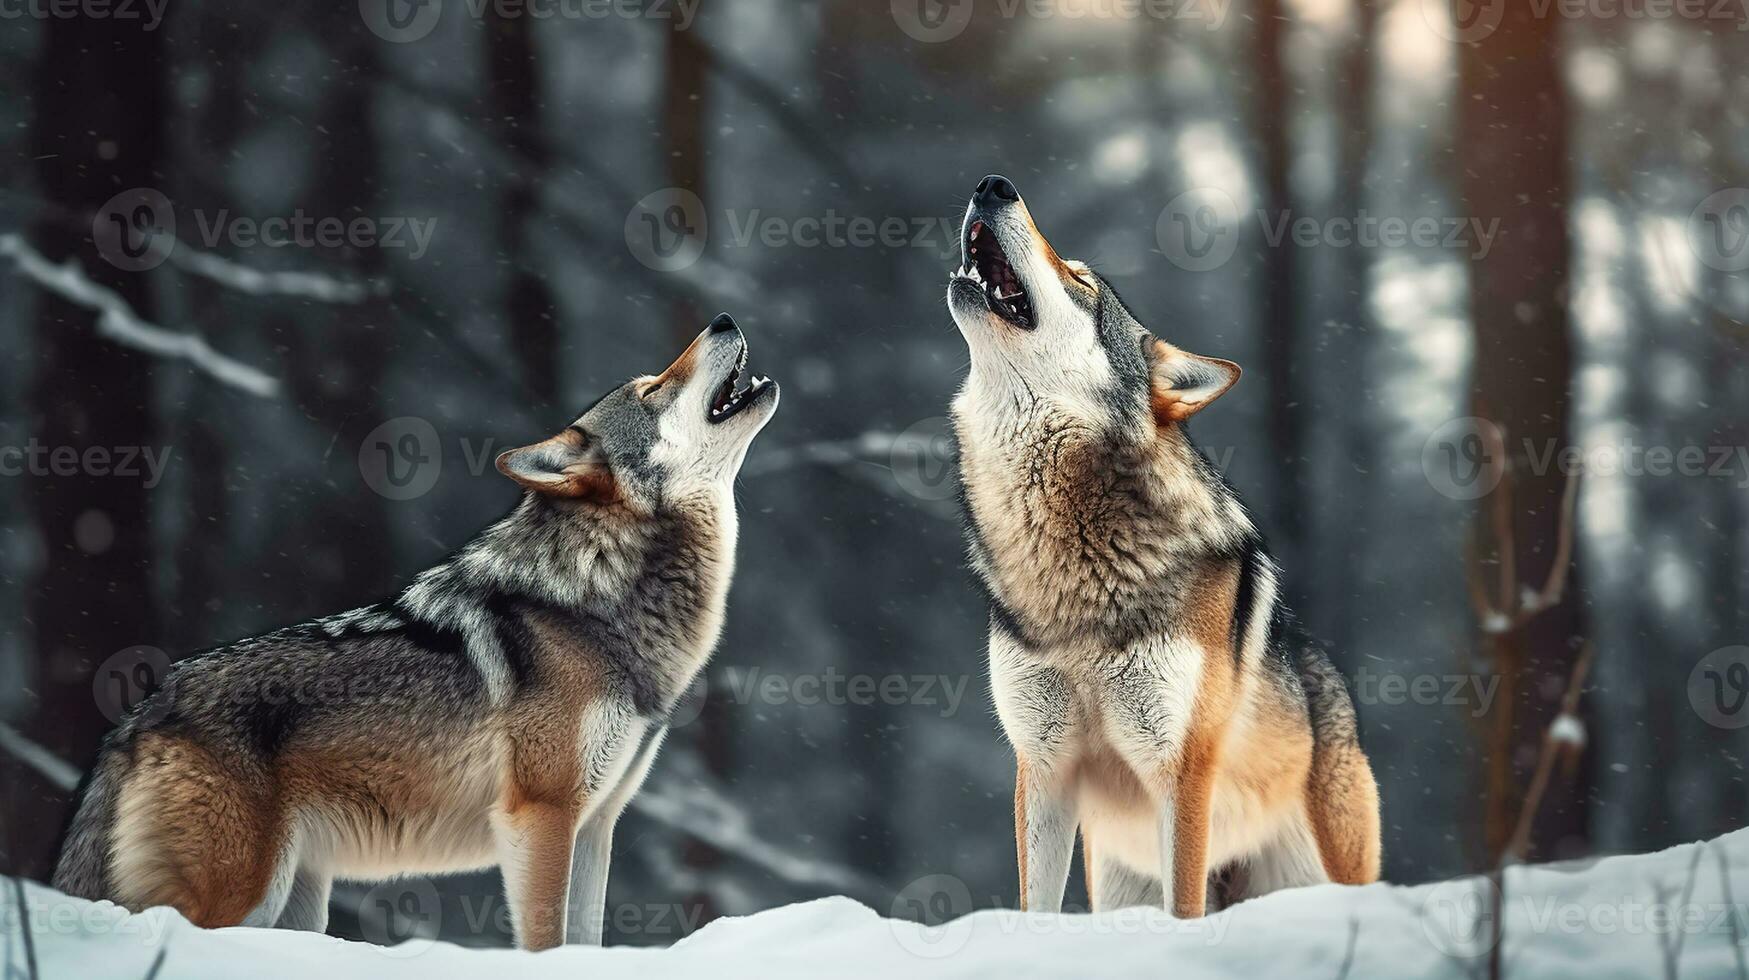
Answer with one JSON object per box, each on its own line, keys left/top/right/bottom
{"left": 1296, "top": 646, "right": 1383, "bottom": 885}
{"left": 51, "top": 748, "right": 126, "bottom": 900}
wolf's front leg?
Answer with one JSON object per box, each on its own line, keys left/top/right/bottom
{"left": 1015, "top": 758, "right": 1078, "bottom": 913}
{"left": 565, "top": 721, "right": 666, "bottom": 945}
{"left": 1158, "top": 742, "right": 1217, "bottom": 918}
{"left": 565, "top": 818, "right": 614, "bottom": 945}
{"left": 496, "top": 802, "right": 582, "bottom": 950}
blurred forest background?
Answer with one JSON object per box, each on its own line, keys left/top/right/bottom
{"left": 2, "top": 0, "right": 1747, "bottom": 949}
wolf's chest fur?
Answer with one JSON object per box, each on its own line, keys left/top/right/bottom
{"left": 956, "top": 401, "right": 1248, "bottom": 653}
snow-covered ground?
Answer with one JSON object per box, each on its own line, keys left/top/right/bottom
{"left": 8, "top": 830, "right": 1747, "bottom": 979}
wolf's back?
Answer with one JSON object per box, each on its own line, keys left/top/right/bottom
{"left": 51, "top": 745, "right": 127, "bottom": 900}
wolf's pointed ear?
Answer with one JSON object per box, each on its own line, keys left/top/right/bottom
{"left": 1148, "top": 339, "right": 1241, "bottom": 425}
{"left": 495, "top": 429, "right": 618, "bottom": 502}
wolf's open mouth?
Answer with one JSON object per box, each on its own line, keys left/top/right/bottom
{"left": 707, "top": 341, "right": 772, "bottom": 423}
{"left": 958, "top": 219, "right": 1034, "bottom": 328}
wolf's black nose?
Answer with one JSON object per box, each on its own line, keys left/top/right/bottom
{"left": 973, "top": 174, "right": 1019, "bottom": 206}
{"left": 708, "top": 312, "right": 737, "bottom": 333}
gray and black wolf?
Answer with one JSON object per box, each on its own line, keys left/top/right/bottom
{"left": 53, "top": 313, "right": 778, "bottom": 950}
{"left": 946, "top": 174, "right": 1380, "bottom": 917}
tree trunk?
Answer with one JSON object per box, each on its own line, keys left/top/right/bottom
{"left": 1252, "top": 0, "right": 1303, "bottom": 571}
{"left": 486, "top": 9, "right": 560, "bottom": 410}
{"left": 1455, "top": 5, "right": 1590, "bottom": 861}
{"left": 662, "top": 11, "right": 722, "bottom": 925}
{"left": 664, "top": 20, "right": 708, "bottom": 348}
{"left": 3, "top": 12, "right": 167, "bottom": 878}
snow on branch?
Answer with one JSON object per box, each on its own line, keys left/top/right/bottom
{"left": 167, "top": 247, "right": 388, "bottom": 304}
{"left": 0, "top": 721, "right": 80, "bottom": 793}
{"left": 0, "top": 234, "right": 280, "bottom": 398}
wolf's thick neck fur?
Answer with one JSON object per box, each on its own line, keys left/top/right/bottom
{"left": 383, "top": 489, "right": 733, "bottom": 714}
{"left": 957, "top": 392, "right": 1256, "bottom": 653}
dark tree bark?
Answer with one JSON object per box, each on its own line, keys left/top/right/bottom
{"left": 486, "top": 10, "right": 560, "bottom": 410}
{"left": 168, "top": 12, "right": 251, "bottom": 655}
{"left": 1252, "top": 0, "right": 1305, "bottom": 570}
{"left": 663, "top": 19, "right": 708, "bottom": 348}
{"left": 295, "top": 13, "right": 397, "bottom": 612}
{"left": 662, "top": 11, "right": 723, "bottom": 925}
{"left": 3, "top": 13, "right": 167, "bottom": 878}
{"left": 1455, "top": 6, "right": 1590, "bottom": 860}
{"left": 1316, "top": 0, "right": 1378, "bottom": 663}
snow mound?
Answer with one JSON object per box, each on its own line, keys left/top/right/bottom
{"left": 8, "top": 831, "right": 1748, "bottom": 979}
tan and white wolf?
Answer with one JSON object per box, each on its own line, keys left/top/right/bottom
{"left": 945, "top": 175, "right": 1380, "bottom": 917}
{"left": 53, "top": 314, "right": 779, "bottom": 950}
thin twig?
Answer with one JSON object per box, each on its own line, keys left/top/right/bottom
{"left": 1716, "top": 848, "right": 1749, "bottom": 980}
{"left": 10, "top": 879, "right": 37, "bottom": 980}
{"left": 1663, "top": 844, "right": 1708, "bottom": 977}
{"left": 1332, "top": 912, "right": 1360, "bottom": 980}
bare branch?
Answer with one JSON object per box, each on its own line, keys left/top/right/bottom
{"left": 0, "top": 234, "right": 279, "bottom": 398}
{"left": 1527, "top": 465, "right": 1582, "bottom": 617}
{"left": 1498, "top": 643, "right": 1596, "bottom": 867}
